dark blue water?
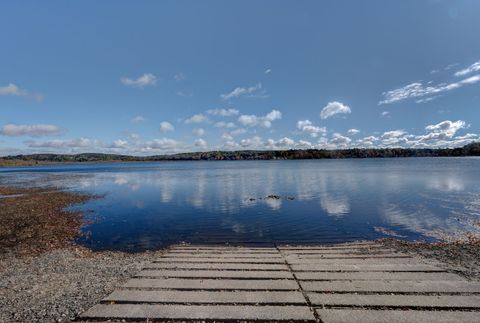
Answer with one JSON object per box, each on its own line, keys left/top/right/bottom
{"left": 1, "top": 158, "right": 479, "bottom": 251}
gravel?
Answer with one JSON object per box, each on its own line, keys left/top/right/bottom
{"left": 380, "top": 238, "right": 480, "bottom": 281}
{"left": 0, "top": 247, "right": 165, "bottom": 322}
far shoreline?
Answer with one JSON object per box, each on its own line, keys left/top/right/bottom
{"left": 1, "top": 141, "right": 479, "bottom": 167}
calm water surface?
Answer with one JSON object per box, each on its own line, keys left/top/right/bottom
{"left": 1, "top": 158, "right": 479, "bottom": 251}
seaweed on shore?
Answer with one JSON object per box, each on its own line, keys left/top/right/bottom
{"left": 0, "top": 186, "right": 94, "bottom": 256}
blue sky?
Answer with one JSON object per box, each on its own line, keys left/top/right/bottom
{"left": 1, "top": 0, "right": 479, "bottom": 155}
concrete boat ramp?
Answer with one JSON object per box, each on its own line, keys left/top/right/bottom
{"left": 79, "top": 242, "right": 480, "bottom": 322}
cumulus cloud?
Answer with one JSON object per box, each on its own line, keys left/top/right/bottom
{"left": 296, "top": 120, "right": 326, "bottom": 137}
{"left": 320, "top": 101, "right": 351, "bottom": 119}
{"left": 0, "top": 124, "right": 64, "bottom": 137}
{"left": 230, "top": 128, "right": 247, "bottom": 136}
{"left": 144, "top": 138, "right": 179, "bottom": 151}
{"left": 379, "top": 75, "right": 480, "bottom": 104}
{"left": 221, "top": 83, "right": 264, "bottom": 101}
{"left": 357, "top": 136, "right": 378, "bottom": 147}
{"left": 347, "top": 128, "right": 360, "bottom": 135}
{"left": 131, "top": 115, "right": 145, "bottom": 124}
{"left": 185, "top": 113, "right": 208, "bottom": 124}
{"left": 194, "top": 138, "right": 207, "bottom": 149}
{"left": 214, "top": 121, "right": 236, "bottom": 129}
{"left": 238, "top": 109, "right": 282, "bottom": 128}
{"left": 159, "top": 121, "right": 175, "bottom": 133}
{"left": 416, "top": 120, "right": 466, "bottom": 143}
{"left": 192, "top": 128, "right": 205, "bottom": 137}
{"left": 108, "top": 139, "right": 129, "bottom": 149}
{"left": 454, "top": 60, "right": 480, "bottom": 77}
{"left": 120, "top": 73, "right": 157, "bottom": 88}
{"left": 381, "top": 111, "right": 390, "bottom": 118}
{"left": 330, "top": 133, "right": 352, "bottom": 146}
{"left": 207, "top": 108, "right": 239, "bottom": 117}
{"left": 0, "top": 83, "right": 43, "bottom": 101}
{"left": 380, "top": 130, "right": 408, "bottom": 145}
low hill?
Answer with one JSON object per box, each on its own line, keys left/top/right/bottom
{"left": 1, "top": 142, "right": 479, "bottom": 166}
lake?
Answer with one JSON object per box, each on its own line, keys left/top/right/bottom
{"left": 1, "top": 158, "right": 479, "bottom": 251}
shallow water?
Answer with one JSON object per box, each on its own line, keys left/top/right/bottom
{"left": 1, "top": 158, "right": 479, "bottom": 251}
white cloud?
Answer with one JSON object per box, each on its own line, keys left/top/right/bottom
{"left": 381, "top": 111, "right": 390, "bottom": 118}
{"left": 207, "top": 108, "right": 239, "bottom": 117}
{"left": 296, "top": 140, "right": 314, "bottom": 149}
{"left": 296, "top": 120, "right": 327, "bottom": 137}
{"left": 240, "top": 136, "right": 263, "bottom": 148}
{"left": 347, "top": 128, "right": 360, "bottom": 135}
{"left": 381, "top": 130, "right": 407, "bottom": 139}
{"left": 221, "top": 133, "right": 234, "bottom": 141}
{"left": 264, "top": 69, "right": 271, "bottom": 74}
{"left": 0, "top": 83, "right": 43, "bottom": 101}
{"left": 379, "top": 75, "right": 480, "bottom": 104}
{"left": 131, "top": 115, "right": 145, "bottom": 124}
{"left": 0, "top": 83, "right": 27, "bottom": 96}
{"left": 174, "top": 72, "right": 186, "bottom": 81}
{"left": 26, "top": 138, "right": 95, "bottom": 148}
{"left": 238, "top": 109, "right": 282, "bottom": 128}
{"left": 144, "top": 138, "right": 179, "bottom": 151}
{"left": 194, "top": 138, "right": 207, "bottom": 149}
{"left": 220, "top": 83, "right": 263, "bottom": 101}
{"left": 120, "top": 73, "right": 157, "bottom": 88}
{"left": 381, "top": 130, "right": 408, "bottom": 145}
{"left": 276, "top": 137, "right": 295, "bottom": 147}
{"left": 108, "top": 139, "right": 129, "bottom": 148}
{"left": 238, "top": 115, "right": 258, "bottom": 127}
{"left": 192, "top": 128, "right": 205, "bottom": 137}
{"left": 454, "top": 60, "right": 480, "bottom": 77}
{"left": 185, "top": 113, "right": 208, "bottom": 124}
{"left": 416, "top": 120, "right": 466, "bottom": 142}
{"left": 330, "top": 133, "right": 351, "bottom": 146}
{"left": 230, "top": 128, "right": 247, "bottom": 136}
{"left": 0, "top": 124, "right": 64, "bottom": 137}
{"left": 357, "top": 136, "right": 378, "bottom": 147}
{"left": 159, "top": 121, "right": 175, "bottom": 133}
{"left": 214, "top": 121, "right": 236, "bottom": 129}
{"left": 320, "top": 101, "right": 351, "bottom": 119}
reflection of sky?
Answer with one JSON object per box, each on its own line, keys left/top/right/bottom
{"left": 1, "top": 158, "right": 479, "bottom": 251}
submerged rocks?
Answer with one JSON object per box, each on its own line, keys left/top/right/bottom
{"left": 245, "top": 195, "right": 296, "bottom": 202}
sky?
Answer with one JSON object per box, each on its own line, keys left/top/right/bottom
{"left": 1, "top": 0, "right": 480, "bottom": 156}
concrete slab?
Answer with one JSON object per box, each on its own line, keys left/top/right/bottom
{"left": 162, "top": 253, "right": 282, "bottom": 258}
{"left": 169, "top": 249, "right": 279, "bottom": 254}
{"left": 81, "top": 304, "right": 315, "bottom": 321}
{"left": 171, "top": 247, "right": 278, "bottom": 252}
{"left": 316, "top": 309, "right": 480, "bottom": 323}
{"left": 145, "top": 262, "right": 290, "bottom": 270}
{"left": 291, "top": 264, "right": 445, "bottom": 272}
{"left": 286, "top": 253, "right": 410, "bottom": 259}
{"left": 281, "top": 249, "right": 397, "bottom": 254}
{"left": 123, "top": 278, "right": 299, "bottom": 290}
{"left": 105, "top": 290, "right": 306, "bottom": 304}
{"left": 296, "top": 271, "right": 463, "bottom": 281}
{"left": 287, "top": 257, "right": 424, "bottom": 264}
{"left": 309, "top": 293, "right": 480, "bottom": 308}
{"left": 136, "top": 269, "right": 294, "bottom": 279}
{"left": 301, "top": 280, "right": 480, "bottom": 293}
{"left": 154, "top": 257, "right": 285, "bottom": 263}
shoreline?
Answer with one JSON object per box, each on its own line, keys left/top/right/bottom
{"left": 1, "top": 185, "right": 480, "bottom": 322}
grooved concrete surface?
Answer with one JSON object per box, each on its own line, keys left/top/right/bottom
{"left": 79, "top": 242, "right": 480, "bottom": 322}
